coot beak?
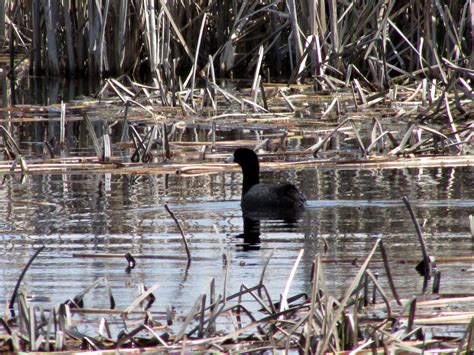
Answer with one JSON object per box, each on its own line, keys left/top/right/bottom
{"left": 224, "top": 152, "right": 235, "bottom": 163}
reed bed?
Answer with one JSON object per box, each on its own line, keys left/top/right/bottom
{"left": 0, "top": 72, "right": 471, "bottom": 175}
{"left": 1, "top": 0, "right": 471, "bottom": 86}
{"left": 0, "top": 1, "right": 471, "bottom": 173}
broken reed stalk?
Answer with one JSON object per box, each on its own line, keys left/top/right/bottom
{"left": 304, "top": 256, "right": 321, "bottom": 354}
{"left": 379, "top": 240, "right": 401, "bottom": 305}
{"left": 164, "top": 204, "right": 191, "bottom": 265}
{"left": 279, "top": 248, "right": 304, "bottom": 313}
{"left": 278, "top": 89, "right": 295, "bottom": 111}
{"left": 162, "top": 123, "right": 171, "bottom": 160}
{"left": 402, "top": 196, "right": 431, "bottom": 278}
{"left": 174, "top": 294, "right": 204, "bottom": 342}
{"left": 458, "top": 317, "right": 474, "bottom": 353}
{"left": 141, "top": 125, "right": 157, "bottom": 162}
{"left": 9, "top": 245, "right": 45, "bottom": 318}
{"left": 59, "top": 101, "right": 65, "bottom": 147}
{"left": 9, "top": 155, "right": 28, "bottom": 175}
{"left": 366, "top": 269, "right": 391, "bottom": 316}
{"left": 251, "top": 46, "right": 264, "bottom": 103}
{"left": 306, "top": 117, "right": 365, "bottom": 156}
{"left": 406, "top": 296, "right": 417, "bottom": 333}
{"left": 318, "top": 239, "right": 381, "bottom": 354}
{"left": 83, "top": 113, "right": 102, "bottom": 160}
{"left": 120, "top": 100, "right": 131, "bottom": 143}
{"left": 259, "top": 249, "right": 274, "bottom": 288}
{"left": 189, "top": 12, "right": 207, "bottom": 109}
{"left": 66, "top": 276, "right": 115, "bottom": 309}
{"left": 122, "top": 284, "right": 160, "bottom": 315}
{"left": 0, "top": 126, "right": 22, "bottom": 156}
{"left": 130, "top": 125, "right": 150, "bottom": 162}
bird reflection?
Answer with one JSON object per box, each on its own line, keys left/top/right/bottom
{"left": 235, "top": 217, "right": 262, "bottom": 249}
{"left": 235, "top": 209, "right": 303, "bottom": 251}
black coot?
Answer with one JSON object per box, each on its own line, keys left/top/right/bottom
{"left": 226, "top": 148, "right": 305, "bottom": 218}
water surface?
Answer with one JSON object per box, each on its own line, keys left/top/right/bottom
{"left": 1, "top": 166, "right": 473, "bottom": 317}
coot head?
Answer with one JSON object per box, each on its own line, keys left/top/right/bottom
{"left": 225, "top": 148, "right": 260, "bottom": 194}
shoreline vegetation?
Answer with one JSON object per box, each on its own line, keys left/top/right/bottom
{"left": 0, "top": 0, "right": 473, "bottom": 353}
{"left": 0, "top": 1, "right": 472, "bottom": 84}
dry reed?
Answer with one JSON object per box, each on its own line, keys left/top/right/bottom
{"left": 4, "top": 237, "right": 474, "bottom": 353}
{"left": 0, "top": 0, "right": 470, "bottom": 88}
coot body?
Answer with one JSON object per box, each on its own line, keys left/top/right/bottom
{"left": 226, "top": 148, "right": 305, "bottom": 219}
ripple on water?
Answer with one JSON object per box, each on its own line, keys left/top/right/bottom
{"left": 0, "top": 167, "right": 473, "bottom": 314}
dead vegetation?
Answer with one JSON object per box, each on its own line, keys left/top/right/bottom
{"left": 0, "top": 76, "right": 472, "bottom": 177}
{"left": 3, "top": 216, "right": 474, "bottom": 353}
{"left": 1, "top": 0, "right": 471, "bottom": 85}
{"left": 0, "top": 1, "right": 471, "bottom": 174}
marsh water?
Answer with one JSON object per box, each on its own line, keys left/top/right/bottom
{"left": 0, "top": 77, "right": 473, "bottom": 328}
{"left": 1, "top": 166, "right": 473, "bottom": 312}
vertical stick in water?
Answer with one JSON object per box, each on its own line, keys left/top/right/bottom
{"left": 407, "top": 296, "right": 416, "bottom": 333}
{"left": 120, "top": 101, "right": 130, "bottom": 143}
{"left": 162, "top": 122, "right": 170, "bottom": 160}
{"left": 259, "top": 79, "right": 268, "bottom": 110}
{"left": 469, "top": 215, "right": 474, "bottom": 237}
{"left": 402, "top": 196, "right": 431, "bottom": 278}
{"left": 211, "top": 121, "right": 216, "bottom": 152}
{"left": 164, "top": 204, "right": 191, "bottom": 266}
{"left": 60, "top": 101, "right": 66, "bottom": 147}
{"left": 432, "top": 270, "right": 441, "bottom": 293}
{"left": 102, "top": 133, "right": 111, "bottom": 162}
